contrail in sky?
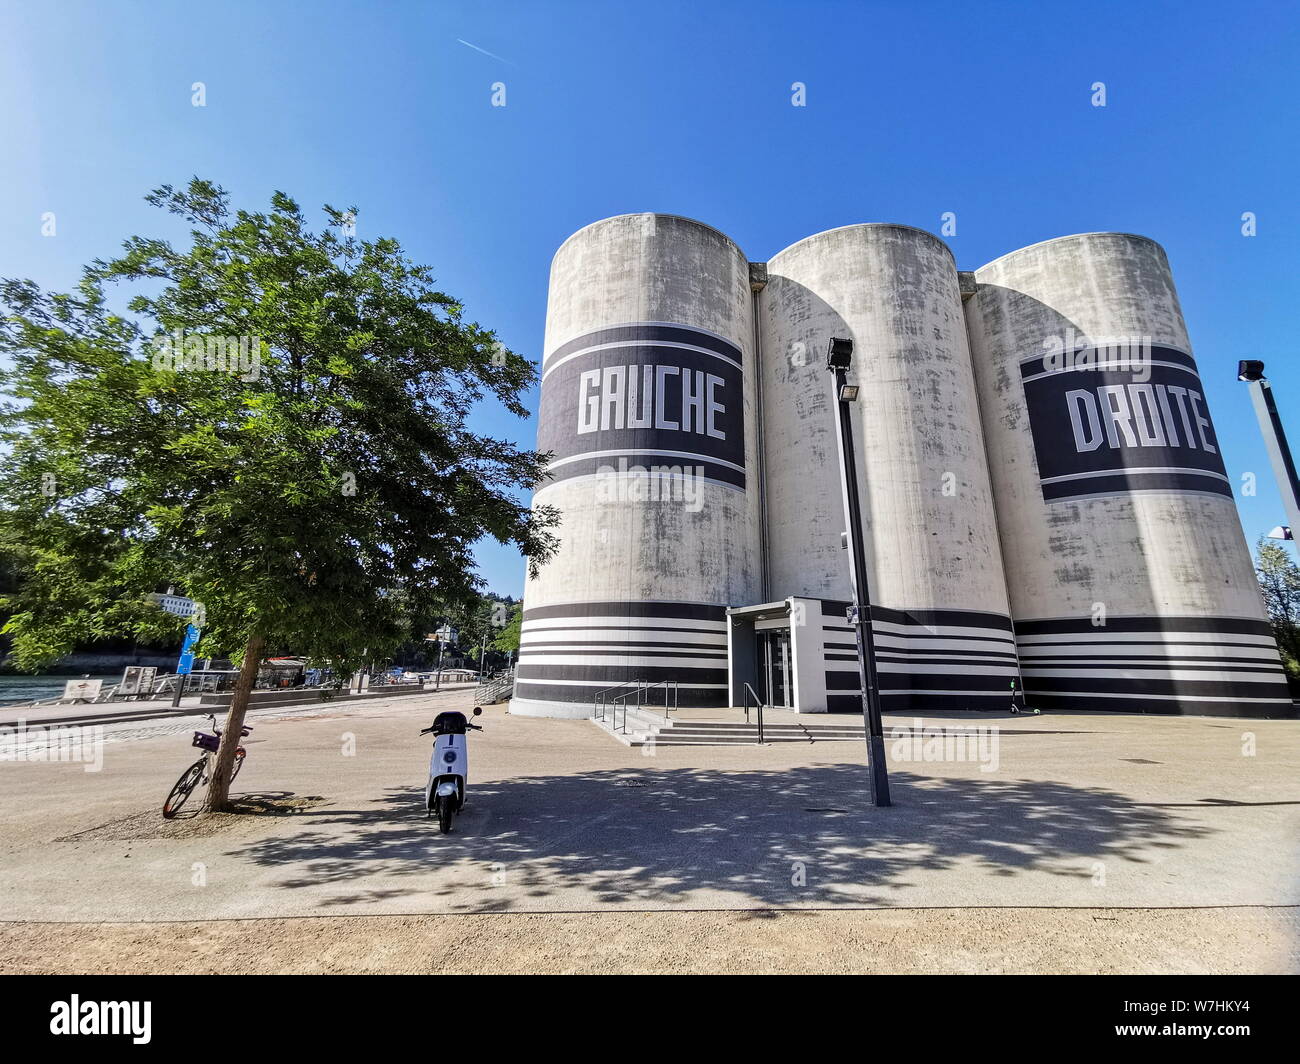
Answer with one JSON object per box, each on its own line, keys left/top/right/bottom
{"left": 457, "top": 39, "right": 516, "bottom": 66}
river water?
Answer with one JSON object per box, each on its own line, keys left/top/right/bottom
{"left": 0, "top": 674, "right": 120, "bottom": 705}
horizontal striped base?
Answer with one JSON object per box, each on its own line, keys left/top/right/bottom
{"left": 821, "top": 600, "right": 1021, "bottom": 713}
{"left": 506, "top": 696, "right": 597, "bottom": 720}
{"left": 1014, "top": 614, "right": 1292, "bottom": 717}
{"left": 513, "top": 600, "right": 1293, "bottom": 718}
{"left": 514, "top": 600, "right": 730, "bottom": 709}
{"left": 826, "top": 693, "right": 1020, "bottom": 713}
{"left": 512, "top": 681, "right": 727, "bottom": 709}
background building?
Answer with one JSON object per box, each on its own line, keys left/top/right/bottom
{"left": 510, "top": 214, "right": 1291, "bottom": 720}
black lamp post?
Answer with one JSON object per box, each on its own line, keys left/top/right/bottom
{"left": 827, "top": 337, "right": 891, "bottom": 807}
{"left": 1238, "top": 360, "right": 1300, "bottom": 542}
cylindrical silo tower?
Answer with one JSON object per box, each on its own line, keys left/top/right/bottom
{"left": 510, "top": 214, "right": 761, "bottom": 717}
{"left": 759, "top": 224, "right": 1020, "bottom": 712}
{"left": 965, "top": 232, "right": 1290, "bottom": 716}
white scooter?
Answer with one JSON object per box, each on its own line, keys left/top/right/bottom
{"left": 421, "top": 706, "right": 482, "bottom": 833}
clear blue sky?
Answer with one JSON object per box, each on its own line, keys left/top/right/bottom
{"left": 2, "top": 0, "right": 1298, "bottom": 596}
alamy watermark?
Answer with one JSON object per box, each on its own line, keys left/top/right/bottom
{"left": 0, "top": 720, "right": 105, "bottom": 772}
{"left": 50, "top": 995, "right": 151, "bottom": 1044}
{"left": 1040, "top": 330, "right": 1152, "bottom": 382}
{"left": 593, "top": 460, "right": 706, "bottom": 512}
{"left": 890, "top": 718, "right": 1000, "bottom": 772}
{"left": 147, "top": 330, "right": 262, "bottom": 381}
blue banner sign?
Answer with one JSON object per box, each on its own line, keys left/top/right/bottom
{"left": 177, "top": 624, "right": 201, "bottom": 676}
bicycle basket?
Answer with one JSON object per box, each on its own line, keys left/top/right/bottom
{"left": 192, "top": 732, "right": 220, "bottom": 752}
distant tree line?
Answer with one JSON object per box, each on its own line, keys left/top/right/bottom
{"left": 1256, "top": 538, "right": 1300, "bottom": 696}
{"left": 390, "top": 591, "right": 522, "bottom": 673}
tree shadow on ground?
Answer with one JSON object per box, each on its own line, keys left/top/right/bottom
{"left": 224, "top": 764, "right": 1213, "bottom": 909}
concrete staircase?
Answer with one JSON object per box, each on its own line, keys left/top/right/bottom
{"left": 591, "top": 705, "right": 866, "bottom": 747}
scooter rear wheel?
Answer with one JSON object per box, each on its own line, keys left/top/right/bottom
{"left": 437, "top": 794, "right": 454, "bottom": 834}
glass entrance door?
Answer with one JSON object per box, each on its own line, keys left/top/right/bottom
{"left": 760, "top": 629, "right": 792, "bottom": 708}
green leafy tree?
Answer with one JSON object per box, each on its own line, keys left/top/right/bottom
{"left": 448, "top": 591, "right": 516, "bottom": 668}
{"left": 1256, "top": 538, "right": 1300, "bottom": 675}
{"left": 0, "top": 179, "right": 556, "bottom": 810}
{"left": 492, "top": 602, "right": 523, "bottom": 656}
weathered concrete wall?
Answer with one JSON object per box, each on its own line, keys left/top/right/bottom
{"left": 512, "top": 215, "right": 1288, "bottom": 719}
{"left": 510, "top": 214, "right": 760, "bottom": 718}
{"left": 759, "top": 225, "right": 1019, "bottom": 711}
{"left": 965, "top": 232, "right": 1290, "bottom": 715}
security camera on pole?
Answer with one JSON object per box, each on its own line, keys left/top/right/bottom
{"left": 826, "top": 337, "right": 891, "bottom": 807}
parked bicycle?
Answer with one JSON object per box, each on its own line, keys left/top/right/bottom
{"left": 162, "top": 713, "right": 251, "bottom": 818}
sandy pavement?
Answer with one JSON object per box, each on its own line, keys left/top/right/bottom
{"left": 2, "top": 690, "right": 1298, "bottom": 972}
{"left": 3, "top": 905, "right": 1296, "bottom": 974}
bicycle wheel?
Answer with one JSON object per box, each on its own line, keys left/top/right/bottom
{"left": 229, "top": 748, "right": 246, "bottom": 786}
{"left": 162, "top": 758, "right": 206, "bottom": 818}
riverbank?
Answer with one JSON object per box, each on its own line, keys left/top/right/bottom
{"left": 0, "top": 674, "right": 121, "bottom": 706}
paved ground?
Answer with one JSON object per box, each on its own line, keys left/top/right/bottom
{"left": 1, "top": 690, "right": 1297, "bottom": 971}
{"left": 3, "top": 907, "right": 1294, "bottom": 974}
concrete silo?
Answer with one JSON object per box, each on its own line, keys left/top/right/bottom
{"left": 964, "top": 233, "right": 1290, "bottom": 715}
{"left": 509, "top": 214, "right": 761, "bottom": 717}
{"left": 756, "top": 225, "right": 1020, "bottom": 712}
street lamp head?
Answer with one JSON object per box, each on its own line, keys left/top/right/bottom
{"left": 838, "top": 383, "right": 860, "bottom": 402}
{"left": 826, "top": 336, "right": 853, "bottom": 371}
{"left": 1238, "top": 359, "right": 1267, "bottom": 382}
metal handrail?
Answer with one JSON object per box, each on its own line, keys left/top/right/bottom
{"left": 592, "top": 680, "right": 641, "bottom": 722}
{"left": 743, "top": 683, "right": 765, "bottom": 744}
{"left": 473, "top": 671, "right": 515, "bottom": 703}
{"left": 610, "top": 679, "right": 649, "bottom": 733}
{"left": 611, "top": 679, "right": 678, "bottom": 733}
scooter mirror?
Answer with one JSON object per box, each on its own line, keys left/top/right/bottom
{"left": 472, "top": 706, "right": 483, "bottom": 716}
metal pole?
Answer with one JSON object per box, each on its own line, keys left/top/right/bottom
{"left": 1244, "top": 376, "right": 1300, "bottom": 538}
{"left": 829, "top": 350, "right": 892, "bottom": 807}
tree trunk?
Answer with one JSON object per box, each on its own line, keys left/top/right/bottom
{"left": 204, "top": 632, "right": 264, "bottom": 813}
